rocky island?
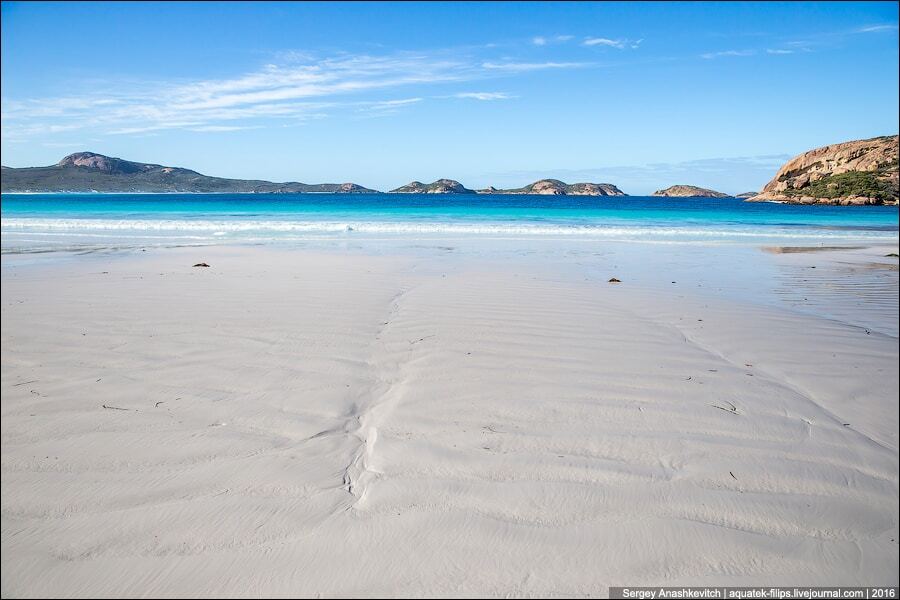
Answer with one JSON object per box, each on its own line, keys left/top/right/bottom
{"left": 388, "top": 179, "right": 475, "bottom": 194}
{"left": 748, "top": 135, "right": 899, "bottom": 205}
{"left": 387, "top": 179, "right": 625, "bottom": 196}
{"left": 0, "top": 152, "right": 378, "bottom": 194}
{"left": 653, "top": 185, "right": 730, "bottom": 198}
{"left": 482, "top": 179, "right": 626, "bottom": 196}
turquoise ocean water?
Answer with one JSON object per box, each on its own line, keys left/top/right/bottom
{"left": 1, "top": 193, "right": 898, "bottom": 252}
{"left": 3, "top": 192, "right": 898, "bottom": 335}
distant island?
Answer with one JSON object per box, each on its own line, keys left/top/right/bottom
{"left": 388, "top": 178, "right": 626, "bottom": 196}
{"left": 479, "top": 179, "right": 625, "bottom": 196}
{"left": 389, "top": 179, "right": 476, "bottom": 194}
{"left": 748, "top": 135, "right": 898, "bottom": 206}
{"left": 0, "top": 152, "right": 378, "bottom": 194}
{"left": 735, "top": 192, "right": 758, "bottom": 198}
{"left": 652, "top": 185, "right": 730, "bottom": 198}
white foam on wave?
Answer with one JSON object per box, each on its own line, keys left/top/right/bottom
{"left": 2, "top": 217, "right": 896, "bottom": 241}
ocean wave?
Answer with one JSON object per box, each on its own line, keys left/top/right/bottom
{"left": 2, "top": 217, "right": 897, "bottom": 240}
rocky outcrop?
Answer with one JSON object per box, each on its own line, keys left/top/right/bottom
{"left": 1, "top": 152, "right": 378, "bottom": 193}
{"left": 56, "top": 152, "right": 165, "bottom": 175}
{"left": 749, "top": 135, "right": 898, "bottom": 205}
{"left": 336, "top": 183, "right": 374, "bottom": 193}
{"left": 653, "top": 185, "right": 729, "bottom": 198}
{"left": 389, "top": 179, "right": 475, "bottom": 194}
{"left": 482, "top": 179, "right": 626, "bottom": 196}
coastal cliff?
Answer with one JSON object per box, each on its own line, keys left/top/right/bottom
{"left": 0, "top": 152, "right": 378, "bottom": 194}
{"left": 653, "top": 185, "right": 729, "bottom": 198}
{"left": 749, "top": 135, "right": 899, "bottom": 205}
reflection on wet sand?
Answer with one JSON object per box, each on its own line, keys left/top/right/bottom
{"left": 767, "top": 245, "right": 899, "bottom": 337}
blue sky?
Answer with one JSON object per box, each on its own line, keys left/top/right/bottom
{"left": 1, "top": 1, "right": 898, "bottom": 194}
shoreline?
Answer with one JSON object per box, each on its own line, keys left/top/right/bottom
{"left": 4, "top": 190, "right": 900, "bottom": 205}
{"left": 3, "top": 239, "right": 898, "bottom": 336}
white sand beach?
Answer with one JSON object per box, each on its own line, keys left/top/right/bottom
{"left": 1, "top": 243, "right": 898, "bottom": 597}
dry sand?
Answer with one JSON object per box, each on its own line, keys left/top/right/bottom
{"left": 1, "top": 244, "right": 898, "bottom": 597}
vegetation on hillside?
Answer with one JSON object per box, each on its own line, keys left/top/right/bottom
{"left": 0, "top": 164, "right": 378, "bottom": 194}
{"left": 781, "top": 169, "right": 897, "bottom": 202}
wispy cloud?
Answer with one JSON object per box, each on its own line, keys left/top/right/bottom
{"left": 361, "top": 97, "right": 423, "bottom": 109}
{"left": 454, "top": 92, "right": 513, "bottom": 101}
{"left": 164, "top": 56, "right": 469, "bottom": 112}
{"left": 583, "top": 37, "right": 642, "bottom": 50}
{"left": 355, "top": 97, "right": 423, "bottom": 116}
{"left": 583, "top": 37, "right": 626, "bottom": 49}
{"left": 757, "top": 23, "right": 896, "bottom": 56}
{"left": 781, "top": 40, "right": 814, "bottom": 53}
{"left": 0, "top": 52, "right": 505, "bottom": 139}
{"left": 532, "top": 35, "right": 573, "bottom": 46}
{"left": 187, "top": 125, "right": 263, "bottom": 132}
{"left": 699, "top": 22, "right": 895, "bottom": 60}
{"left": 108, "top": 123, "right": 203, "bottom": 136}
{"left": 481, "top": 61, "right": 588, "bottom": 72}
{"left": 2, "top": 48, "right": 602, "bottom": 140}
{"left": 700, "top": 49, "right": 755, "bottom": 59}
{"left": 855, "top": 23, "right": 899, "bottom": 33}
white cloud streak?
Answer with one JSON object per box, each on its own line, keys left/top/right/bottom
{"left": 2, "top": 49, "right": 598, "bottom": 140}
{"left": 855, "top": 24, "right": 899, "bottom": 33}
{"left": 187, "top": 125, "right": 264, "bottom": 132}
{"left": 582, "top": 37, "right": 643, "bottom": 50}
{"left": 700, "top": 49, "right": 756, "bottom": 59}
{"left": 2, "top": 52, "right": 499, "bottom": 139}
{"left": 481, "top": 61, "right": 588, "bottom": 72}
{"left": 356, "top": 97, "right": 423, "bottom": 112}
{"left": 583, "top": 37, "right": 626, "bottom": 48}
{"left": 533, "top": 35, "right": 573, "bottom": 46}
{"left": 454, "top": 92, "right": 513, "bottom": 101}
